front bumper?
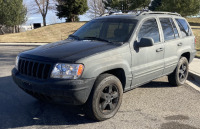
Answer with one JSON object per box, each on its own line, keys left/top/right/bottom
{"left": 12, "top": 68, "right": 96, "bottom": 105}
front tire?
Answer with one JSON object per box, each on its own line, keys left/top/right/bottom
{"left": 168, "top": 57, "right": 189, "bottom": 86}
{"left": 85, "top": 74, "right": 123, "bottom": 121}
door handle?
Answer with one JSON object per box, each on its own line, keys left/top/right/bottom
{"left": 156, "top": 48, "right": 163, "bottom": 52}
{"left": 177, "top": 43, "right": 182, "bottom": 46}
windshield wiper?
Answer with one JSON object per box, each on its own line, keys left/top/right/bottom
{"left": 68, "top": 34, "right": 80, "bottom": 40}
{"left": 83, "top": 37, "right": 113, "bottom": 43}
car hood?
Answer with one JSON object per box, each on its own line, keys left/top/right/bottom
{"left": 20, "top": 40, "right": 120, "bottom": 63}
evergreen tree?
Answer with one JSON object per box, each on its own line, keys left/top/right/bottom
{"left": 7, "top": 0, "right": 27, "bottom": 26}
{"left": 56, "top": 0, "right": 88, "bottom": 22}
{"left": 0, "top": 0, "right": 27, "bottom": 34}
{"left": 131, "top": 0, "right": 151, "bottom": 10}
{"left": 149, "top": 0, "right": 161, "bottom": 11}
{"left": 104, "top": 0, "right": 151, "bottom": 13}
{"left": 149, "top": 0, "right": 200, "bottom": 16}
{"left": 104, "top": 0, "right": 130, "bottom": 13}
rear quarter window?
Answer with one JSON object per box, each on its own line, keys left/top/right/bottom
{"left": 175, "top": 19, "right": 192, "bottom": 37}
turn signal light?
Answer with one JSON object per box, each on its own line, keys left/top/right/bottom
{"left": 77, "top": 64, "right": 84, "bottom": 76}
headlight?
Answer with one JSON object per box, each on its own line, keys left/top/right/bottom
{"left": 51, "top": 63, "right": 84, "bottom": 79}
{"left": 15, "top": 56, "right": 19, "bottom": 70}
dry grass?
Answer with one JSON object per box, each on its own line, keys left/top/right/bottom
{"left": 0, "top": 19, "right": 199, "bottom": 57}
{"left": 191, "top": 26, "right": 200, "bottom": 49}
{"left": 186, "top": 18, "right": 200, "bottom": 26}
{"left": 196, "top": 51, "right": 200, "bottom": 58}
{"left": 186, "top": 18, "right": 200, "bottom": 49}
{"left": 0, "top": 22, "right": 86, "bottom": 43}
{"left": 0, "top": 19, "right": 200, "bottom": 50}
{"left": 189, "top": 29, "right": 200, "bottom": 58}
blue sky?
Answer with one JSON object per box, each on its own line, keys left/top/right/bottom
{"left": 23, "top": 0, "right": 90, "bottom": 25}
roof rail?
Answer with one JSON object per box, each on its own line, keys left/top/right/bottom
{"left": 138, "top": 11, "right": 181, "bottom": 16}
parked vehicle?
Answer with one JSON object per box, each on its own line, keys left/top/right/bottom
{"left": 12, "top": 11, "right": 196, "bottom": 121}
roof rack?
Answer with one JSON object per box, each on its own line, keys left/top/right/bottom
{"left": 138, "top": 11, "right": 181, "bottom": 16}
{"left": 100, "top": 11, "right": 181, "bottom": 17}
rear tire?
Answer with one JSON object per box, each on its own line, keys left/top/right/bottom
{"left": 85, "top": 74, "right": 123, "bottom": 121}
{"left": 168, "top": 57, "right": 189, "bottom": 86}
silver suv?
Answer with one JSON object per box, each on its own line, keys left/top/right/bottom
{"left": 12, "top": 11, "right": 196, "bottom": 121}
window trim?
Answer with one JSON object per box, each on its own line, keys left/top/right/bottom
{"left": 170, "top": 18, "right": 180, "bottom": 39}
{"left": 171, "top": 18, "right": 181, "bottom": 39}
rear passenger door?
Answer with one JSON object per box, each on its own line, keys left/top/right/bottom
{"left": 131, "top": 18, "right": 164, "bottom": 87}
{"left": 159, "top": 18, "right": 181, "bottom": 75}
{"left": 160, "top": 18, "right": 194, "bottom": 75}
{"left": 175, "top": 18, "right": 195, "bottom": 62}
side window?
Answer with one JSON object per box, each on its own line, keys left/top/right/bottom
{"left": 138, "top": 19, "right": 160, "bottom": 43}
{"left": 175, "top": 19, "right": 192, "bottom": 37}
{"left": 160, "top": 18, "right": 175, "bottom": 41}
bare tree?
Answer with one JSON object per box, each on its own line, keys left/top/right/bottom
{"left": 88, "top": 0, "right": 106, "bottom": 19}
{"left": 49, "top": 13, "right": 60, "bottom": 24}
{"left": 28, "top": 0, "right": 56, "bottom": 26}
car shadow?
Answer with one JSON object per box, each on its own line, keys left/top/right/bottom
{"left": 140, "top": 81, "right": 172, "bottom": 88}
{"left": 0, "top": 75, "right": 176, "bottom": 128}
{"left": 0, "top": 76, "right": 94, "bottom": 129}
{"left": 139, "top": 77, "right": 177, "bottom": 88}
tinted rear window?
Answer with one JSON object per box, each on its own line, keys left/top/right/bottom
{"left": 175, "top": 19, "right": 192, "bottom": 37}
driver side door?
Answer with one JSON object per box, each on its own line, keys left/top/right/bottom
{"left": 131, "top": 18, "right": 165, "bottom": 87}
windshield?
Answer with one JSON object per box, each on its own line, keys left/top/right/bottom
{"left": 72, "top": 18, "right": 138, "bottom": 43}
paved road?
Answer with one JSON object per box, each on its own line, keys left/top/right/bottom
{"left": 0, "top": 45, "right": 200, "bottom": 129}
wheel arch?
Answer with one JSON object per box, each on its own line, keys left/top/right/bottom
{"left": 180, "top": 52, "right": 190, "bottom": 62}
{"left": 100, "top": 68, "right": 126, "bottom": 91}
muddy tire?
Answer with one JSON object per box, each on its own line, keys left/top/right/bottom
{"left": 168, "top": 57, "right": 189, "bottom": 86}
{"left": 85, "top": 74, "right": 123, "bottom": 121}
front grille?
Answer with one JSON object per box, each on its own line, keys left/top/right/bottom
{"left": 18, "top": 58, "right": 53, "bottom": 79}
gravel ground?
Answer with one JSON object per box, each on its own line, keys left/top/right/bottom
{"left": 0, "top": 45, "right": 200, "bottom": 129}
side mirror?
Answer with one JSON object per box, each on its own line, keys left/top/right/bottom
{"left": 137, "top": 37, "right": 154, "bottom": 47}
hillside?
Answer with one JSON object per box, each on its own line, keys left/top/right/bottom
{"left": 0, "top": 19, "right": 199, "bottom": 48}
{"left": 186, "top": 18, "right": 200, "bottom": 26}
{"left": 0, "top": 19, "right": 199, "bottom": 57}
{"left": 0, "top": 22, "right": 86, "bottom": 43}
